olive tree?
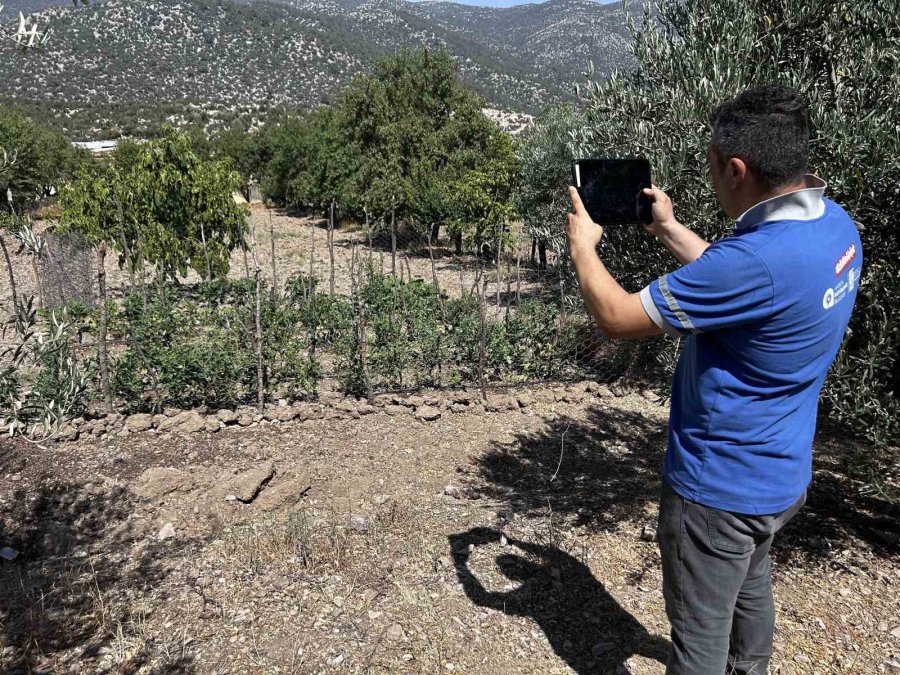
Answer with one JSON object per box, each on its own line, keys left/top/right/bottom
{"left": 570, "top": 0, "right": 899, "bottom": 483}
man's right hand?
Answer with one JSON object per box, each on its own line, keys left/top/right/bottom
{"left": 642, "top": 185, "right": 680, "bottom": 238}
{"left": 641, "top": 186, "right": 711, "bottom": 266}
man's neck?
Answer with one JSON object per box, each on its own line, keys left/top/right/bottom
{"left": 735, "top": 178, "right": 809, "bottom": 219}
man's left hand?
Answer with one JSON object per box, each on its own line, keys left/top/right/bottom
{"left": 567, "top": 186, "right": 603, "bottom": 255}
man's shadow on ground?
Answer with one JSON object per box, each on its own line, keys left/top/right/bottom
{"left": 448, "top": 527, "right": 669, "bottom": 674}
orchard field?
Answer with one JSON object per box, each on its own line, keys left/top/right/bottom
{"left": 2, "top": 210, "right": 899, "bottom": 674}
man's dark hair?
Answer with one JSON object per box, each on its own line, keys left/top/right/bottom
{"left": 711, "top": 84, "right": 810, "bottom": 189}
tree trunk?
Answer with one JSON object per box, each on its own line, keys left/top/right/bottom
{"left": 430, "top": 221, "right": 440, "bottom": 245}
{"left": 539, "top": 240, "right": 547, "bottom": 270}
{"left": 200, "top": 221, "right": 212, "bottom": 280}
{"left": 454, "top": 231, "right": 462, "bottom": 255}
{"left": 97, "top": 241, "right": 112, "bottom": 411}
{"left": 0, "top": 233, "right": 17, "bottom": 310}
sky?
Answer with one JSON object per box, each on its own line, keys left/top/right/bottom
{"left": 412, "top": 0, "right": 619, "bottom": 6}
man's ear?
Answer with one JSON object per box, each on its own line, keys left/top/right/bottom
{"left": 727, "top": 157, "right": 748, "bottom": 190}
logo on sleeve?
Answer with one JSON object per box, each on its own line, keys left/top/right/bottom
{"left": 835, "top": 244, "right": 857, "bottom": 275}
{"left": 822, "top": 288, "right": 835, "bottom": 309}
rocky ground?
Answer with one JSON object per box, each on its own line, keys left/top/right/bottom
{"left": 2, "top": 382, "right": 899, "bottom": 674}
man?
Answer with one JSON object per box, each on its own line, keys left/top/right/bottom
{"left": 566, "top": 84, "right": 862, "bottom": 674}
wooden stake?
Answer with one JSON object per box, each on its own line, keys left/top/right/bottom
{"left": 351, "top": 242, "right": 373, "bottom": 404}
{"left": 0, "top": 233, "right": 17, "bottom": 310}
{"left": 97, "top": 240, "right": 112, "bottom": 411}
{"left": 477, "top": 264, "right": 487, "bottom": 401}
{"left": 515, "top": 242, "right": 522, "bottom": 309}
{"left": 250, "top": 223, "right": 265, "bottom": 412}
{"left": 269, "top": 209, "right": 278, "bottom": 297}
{"left": 328, "top": 199, "right": 336, "bottom": 295}
{"left": 390, "top": 206, "right": 397, "bottom": 278}
{"left": 308, "top": 214, "right": 316, "bottom": 285}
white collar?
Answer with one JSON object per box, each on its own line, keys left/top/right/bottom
{"left": 735, "top": 175, "right": 827, "bottom": 229}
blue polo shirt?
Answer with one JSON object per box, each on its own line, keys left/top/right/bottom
{"left": 640, "top": 176, "right": 862, "bottom": 514}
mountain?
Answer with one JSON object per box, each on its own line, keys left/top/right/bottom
{"left": 0, "top": 0, "right": 640, "bottom": 138}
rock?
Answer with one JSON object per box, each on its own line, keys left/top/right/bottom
{"left": 357, "top": 404, "right": 376, "bottom": 415}
{"left": 157, "top": 410, "right": 206, "bottom": 434}
{"left": 326, "top": 654, "right": 344, "bottom": 668}
{"left": 642, "top": 388, "right": 662, "bottom": 403}
{"left": 232, "top": 609, "right": 252, "bottom": 624}
{"left": 452, "top": 392, "right": 472, "bottom": 405}
{"left": 204, "top": 417, "right": 221, "bottom": 433}
{"left": 216, "top": 409, "right": 237, "bottom": 425}
{"left": 293, "top": 403, "right": 322, "bottom": 421}
{"left": 226, "top": 462, "right": 275, "bottom": 503}
{"left": 125, "top": 413, "right": 155, "bottom": 433}
{"left": 235, "top": 406, "right": 257, "bottom": 427}
{"left": 444, "top": 485, "right": 462, "bottom": 498}
{"left": 350, "top": 515, "right": 370, "bottom": 534}
{"left": 253, "top": 478, "right": 310, "bottom": 511}
{"left": 641, "top": 525, "right": 657, "bottom": 542}
{"left": 163, "top": 407, "right": 180, "bottom": 417}
{"left": 157, "top": 523, "right": 176, "bottom": 540}
{"left": 56, "top": 423, "right": 79, "bottom": 442}
{"left": 884, "top": 661, "right": 900, "bottom": 672}
{"left": 793, "top": 653, "right": 810, "bottom": 664}
{"left": 450, "top": 403, "right": 468, "bottom": 413}
{"left": 384, "top": 404, "right": 409, "bottom": 416}
{"left": 335, "top": 399, "right": 358, "bottom": 413}
{"left": 609, "top": 381, "right": 629, "bottom": 397}
{"left": 404, "top": 395, "right": 426, "bottom": 408}
{"left": 515, "top": 392, "right": 534, "bottom": 408}
{"left": 386, "top": 624, "right": 405, "bottom": 640}
{"left": 414, "top": 405, "right": 441, "bottom": 421}
{"left": 132, "top": 467, "right": 193, "bottom": 500}
{"left": 500, "top": 534, "right": 508, "bottom": 547}
{"left": 275, "top": 406, "right": 298, "bottom": 423}
{"left": 891, "top": 626, "right": 900, "bottom": 639}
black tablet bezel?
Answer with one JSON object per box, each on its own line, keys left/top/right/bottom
{"left": 571, "top": 158, "right": 653, "bottom": 225}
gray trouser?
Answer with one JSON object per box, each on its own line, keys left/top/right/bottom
{"left": 657, "top": 482, "right": 806, "bottom": 675}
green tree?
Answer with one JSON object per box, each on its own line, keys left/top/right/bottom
{"left": 61, "top": 127, "right": 248, "bottom": 281}
{"left": 0, "top": 106, "right": 88, "bottom": 208}
{"left": 568, "top": 0, "right": 898, "bottom": 479}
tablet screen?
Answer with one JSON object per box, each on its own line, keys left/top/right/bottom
{"left": 572, "top": 159, "right": 653, "bottom": 225}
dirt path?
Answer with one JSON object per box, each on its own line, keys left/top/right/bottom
{"left": 2, "top": 387, "right": 897, "bottom": 674}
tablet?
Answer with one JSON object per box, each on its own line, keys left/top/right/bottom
{"left": 571, "top": 158, "right": 653, "bottom": 225}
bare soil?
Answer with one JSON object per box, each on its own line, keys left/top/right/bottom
{"left": 2, "top": 386, "right": 898, "bottom": 674}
